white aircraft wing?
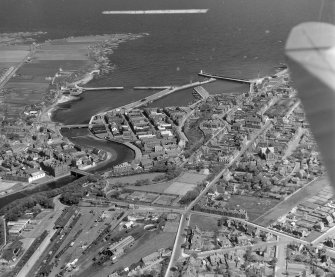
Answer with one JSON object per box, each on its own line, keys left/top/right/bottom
{"left": 285, "top": 22, "right": 335, "bottom": 187}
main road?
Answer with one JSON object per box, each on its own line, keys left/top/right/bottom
{"left": 165, "top": 120, "right": 273, "bottom": 276}
{"left": 187, "top": 119, "right": 273, "bottom": 212}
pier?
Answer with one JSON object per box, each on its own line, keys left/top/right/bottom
{"left": 102, "top": 9, "right": 209, "bottom": 15}
{"left": 81, "top": 86, "right": 124, "bottom": 91}
{"left": 133, "top": 86, "right": 172, "bottom": 90}
{"left": 198, "top": 71, "right": 251, "bottom": 84}
{"left": 115, "top": 79, "right": 216, "bottom": 112}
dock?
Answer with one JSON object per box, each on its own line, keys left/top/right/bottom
{"left": 198, "top": 71, "right": 251, "bottom": 84}
{"left": 193, "top": 86, "right": 210, "bottom": 99}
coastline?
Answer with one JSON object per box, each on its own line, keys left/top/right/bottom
{"left": 41, "top": 69, "right": 98, "bottom": 123}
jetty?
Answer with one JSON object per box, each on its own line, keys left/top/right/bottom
{"left": 133, "top": 86, "right": 172, "bottom": 90}
{"left": 115, "top": 78, "right": 216, "bottom": 112}
{"left": 198, "top": 71, "right": 251, "bottom": 84}
{"left": 102, "top": 9, "right": 209, "bottom": 15}
{"left": 81, "top": 86, "right": 124, "bottom": 91}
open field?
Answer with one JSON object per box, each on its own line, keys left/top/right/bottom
{"left": 176, "top": 172, "right": 207, "bottom": 184}
{"left": 0, "top": 50, "right": 29, "bottom": 63}
{"left": 0, "top": 180, "right": 19, "bottom": 191}
{"left": 154, "top": 195, "right": 177, "bottom": 205}
{"left": 253, "top": 175, "right": 330, "bottom": 226}
{"left": 164, "top": 181, "right": 196, "bottom": 196}
{"left": 226, "top": 195, "right": 280, "bottom": 222}
{"left": 126, "top": 172, "right": 205, "bottom": 196}
{"left": 12, "top": 60, "right": 88, "bottom": 83}
{"left": 108, "top": 173, "right": 164, "bottom": 186}
{"left": 126, "top": 182, "right": 170, "bottom": 193}
{"left": 189, "top": 214, "right": 219, "bottom": 232}
{"left": 4, "top": 83, "right": 49, "bottom": 116}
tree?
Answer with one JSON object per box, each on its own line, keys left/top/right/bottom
{"left": 269, "top": 257, "right": 278, "bottom": 267}
{"left": 315, "top": 268, "right": 325, "bottom": 277}
{"left": 244, "top": 247, "right": 253, "bottom": 262}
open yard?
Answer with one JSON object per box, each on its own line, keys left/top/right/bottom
{"left": 189, "top": 214, "right": 219, "bottom": 232}
{"left": 49, "top": 206, "right": 121, "bottom": 276}
{"left": 22, "top": 210, "right": 54, "bottom": 239}
{"left": 78, "top": 231, "right": 175, "bottom": 277}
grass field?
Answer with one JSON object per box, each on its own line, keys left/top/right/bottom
{"left": 125, "top": 172, "right": 204, "bottom": 196}
{"left": 225, "top": 195, "right": 279, "bottom": 222}
{"left": 108, "top": 173, "right": 164, "bottom": 186}
{"left": 253, "top": 175, "right": 330, "bottom": 226}
{"left": 164, "top": 181, "right": 196, "bottom": 195}
{"left": 177, "top": 172, "right": 207, "bottom": 184}
{"left": 0, "top": 50, "right": 28, "bottom": 62}
{"left": 189, "top": 214, "right": 219, "bottom": 232}
{"left": 127, "top": 182, "right": 170, "bottom": 193}
{"left": 154, "top": 195, "right": 177, "bottom": 205}
{"left": 0, "top": 180, "right": 19, "bottom": 191}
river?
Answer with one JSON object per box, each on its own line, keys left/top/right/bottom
{"left": 0, "top": 0, "right": 332, "bottom": 205}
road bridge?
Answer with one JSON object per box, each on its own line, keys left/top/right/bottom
{"left": 70, "top": 169, "right": 94, "bottom": 177}
{"left": 198, "top": 71, "right": 251, "bottom": 84}
{"left": 60, "top": 124, "right": 89, "bottom": 129}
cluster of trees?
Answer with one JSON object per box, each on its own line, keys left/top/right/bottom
{"left": 0, "top": 219, "right": 5, "bottom": 247}
{"left": 193, "top": 204, "right": 248, "bottom": 220}
{"left": 134, "top": 179, "right": 151, "bottom": 186}
{"left": 0, "top": 175, "right": 99, "bottom": 220}
{"left": 152, "top": 165, "right": 182, "bottom": 180}
{"left": 60, "top": 192, "right": 83, "bottom": 205}
{"left": 179, "top": 187, "right": 201, "bottom": 205}
{"left": 1, "top": 194, "right": 54, "bottom": 221}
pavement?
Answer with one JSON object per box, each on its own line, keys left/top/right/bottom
{"left": 274, "top": 237, "right": 288, "bottom": 277}
{"left": 165, "top": 214, "right": 186, "bottom": 277}
{"left": 15, "top": 197, "right": 65, "bottom": 277}
{"left": 16, "top": 229, "right": 58, "bottom": 277}
{"left": 164, "top": 121, "right": 273, "bottom": 276}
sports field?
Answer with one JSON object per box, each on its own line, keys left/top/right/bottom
{"left": 164, "top": 181, "right": 196, "bottom": 195}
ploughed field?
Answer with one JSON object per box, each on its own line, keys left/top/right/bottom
{"left": 0, "top": 34, "right": 141, "bottom": 120}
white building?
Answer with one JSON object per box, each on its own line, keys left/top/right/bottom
{"left": 28, "top": 170, "right": 46, "bottom": 183}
